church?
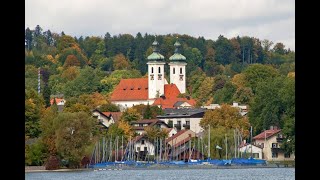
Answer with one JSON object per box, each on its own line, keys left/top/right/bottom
{"left": 110, "top": 39, "right": 196, "bottom": 110}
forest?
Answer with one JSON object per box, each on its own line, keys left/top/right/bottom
{"left": 25, "top": 25, "right": 295, "bottom": 167}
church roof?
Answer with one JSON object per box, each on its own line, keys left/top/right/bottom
{"left": 147, "top": 39, "right": 165, "bottom": 61}
{"left": 110, "top": 78, "right": 149, "bottom": 101}
{"left": 153, "top": 84, "right": 196, "bottom": 109}
{"left": 169, "top": 40, "right": 186, "bottom": 61}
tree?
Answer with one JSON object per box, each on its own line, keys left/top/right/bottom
{"left": 113, "top": 53, "right": 131, "bottom": 70}
{"left": 214, "top": 35, "right": 239, "bottom": 65}
{"left": 98, "top": 103, "right": 120, "bottom": 112}
{"left": 243, "top": 64, "right": 279, "bottom": 93}
{"left": 196, "top": 77, "right": 214, "bottom": 105}
{"left": 143, "top": 103, "right": 152, "bottom": 119}
{"left": 213, "top": 81, "right": 236, "bottom": 104}
{"left": 63, "top": 66, "right": 102, "bottom": 98}
{"left": 54, "top": 112, "right": 95, "bottom": 168}
{"left": 25, "top": 27, "right": 33, "bottom": 50}
{"left": 61, "top": 66, "right": 80, "bottom": 81}
{"left": 120, "top": 108, "right": 142, "bottom": 122}
{"left": 200, "top": 104, "right": 250, "bottom": 138}
{"left": 63, "top": 55, "right": 81, "bottom": 68}
{"left": 273, "top": 42, "right": 286, "bottom": 55}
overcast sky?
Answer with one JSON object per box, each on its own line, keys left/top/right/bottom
{"left": 26, "top": 0, "right": 295, "bottom": 50}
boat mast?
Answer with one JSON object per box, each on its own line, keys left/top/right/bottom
{"left": 225, "top": 134, "right": 227, "bottom": 160}
{"left": 208, "top": 124, "right": 210, "bottom": 160}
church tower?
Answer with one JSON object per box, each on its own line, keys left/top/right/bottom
{"left": 147, "top": 38, "right": 165, "bottom": 99}
{"left": 169, "top": 39, "right": 187, "bottom": 93}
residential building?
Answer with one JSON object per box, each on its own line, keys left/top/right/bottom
{"left": 253, "top": 126, "right": 295, "bottom": 161}
{"left": 239, "top": 142, "right": 263, "bottom": 159}
{"left": 157, "top": 108, "right": 206, "bottom": 134}
{"left": 92, "top": 109, "right": 122, "bottom": 128}
{"left": 131, "top": 119, "right": 169, "bottom": 135}
{"left": 50, "top": 98, "right": 66, "bottom": 112}
{"left": 133, "top": 134, "right": 155, "bottom": 160}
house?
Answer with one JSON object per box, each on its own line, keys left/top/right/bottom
{"left": 165, "top": 129, "right": 204, "bottom": 161}
{"left": 132, "top": 134, "right": 155, "bottom": 160}
{"left": 253, "top": 126, "right": 295, "bottom": 161}
{"left": 50, "top": 98, "right": 66, "bottom": 112}
{"left": 131, "top": 119, "right": 169, "bottom": 135}
{"left": 157, "top": 108, "right": 206, "bottom": 134}
{"left": 92, "top": 109, "right": 122, "bottom": 128}
{"left": 110, "top": 39, "right": 196, "bottom": 111}
{"left": 239, "top": 141, "right": 263, "bottom": 159}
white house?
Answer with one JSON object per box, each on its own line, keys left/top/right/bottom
{"left": 239, "top": 142, "right": 263, "bottom": 159}
{"left": 157, "top": 108, "right": 206, "bottom": 134}
{"left": 133, "top": 134, "right": 155, "bottom": 158}
{"left": 92, "top": 109, "right": 122, "bottom": 128}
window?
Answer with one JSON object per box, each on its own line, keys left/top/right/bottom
{"left": 180, "top": 68, "right": 182, "bottom": 74}
{"left": 186, "top": 121, "right": 190, "bottom": 125}
{"left": 139, "top": 124, "right": 143, "bottom": 127}
{"left": 177, "top": 120, "right": 181, "bottom": 125}
{"left": 173, "top": 68, "right": 175, "bottom": 74}
{"left": 151, "top": 67, "right": 154, "bottom": 73}
{"left": 144, "top": 147, "right": 148, "bottom": 152}
{"left": 141, "top": 140, "right": 145, "bottom": 145}
{"left": 158, "top": 67, "right": 161, "bottom": 73}
{"left": 261, "top": 143, "right": 264, "bottom": 148}
{"left": 284, "top": 153, "right": 291, "bottom": 158}
{"left": 253, "top": 153, "right": 259, "bottom": 159}
{"left": 137, "top": 147, "right": 140, "bottom": 151}
{"left": 272, "top": 152, "right": 278, "bottom": 158}
{"left": 272, "top": 143, "right": 278, "bottom": 148}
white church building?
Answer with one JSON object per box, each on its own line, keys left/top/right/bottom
{"left": 110, "top": 39, "right": 195, "bottom": 110}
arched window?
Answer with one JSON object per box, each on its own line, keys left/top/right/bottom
{"left": 180, "top": 68, "right": 182, "bottom": 74}
{"left": 173, "top": 68, "right": 175, "bottom": 74}
{"left": 151, "top": 67, "right": 154, "bottom": 73}
{"left": 158, "top": 67, "right": 161, "bottom": 73}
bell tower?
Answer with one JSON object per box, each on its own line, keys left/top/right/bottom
{"left": 169, "top": 39, "right": 187, "bottom": 93}
{"left": 147, "top": 37, "right": 165, "bottom": 99}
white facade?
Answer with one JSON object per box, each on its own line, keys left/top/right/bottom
{"left": 254, "top": 135, "right": 295, "bottom": 161}
{"left": 169, "top": 62, "right": 187, "bottom": 93}
{"left": 135, "top": 138, "right": 155, "bottom": 155}
{"left": 147, "top": 61, "right": 166, "bottom": 99}
{"left": 158, "top": 117, "right": 204, "bottom": 134}
{"left": 167, "top": 127, "right": 178, "bottom": 137}
{"left": 92, "top": 111, "right": 115, "bottom": 128}
{"left": 112, "top": 100, "right": 155, "bottom": 112}
{"left": 239, "top": 144, "right": 263, "bottom": 159}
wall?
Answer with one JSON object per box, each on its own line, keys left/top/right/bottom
{"left": 158, "top": 117, "right": 204, "bottom": 133}
{"left": 113, "top": 99, "right": 155, "bottom": 111}
{"left": 134, "top": 138, "right": 155, "bottom": 155}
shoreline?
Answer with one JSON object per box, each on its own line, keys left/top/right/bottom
{"left": 25, "top": 164, "right": 294, "bottom": 173}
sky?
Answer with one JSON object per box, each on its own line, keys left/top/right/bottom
{"left": 25, "top": 0, "right": 295, "bottom": 50}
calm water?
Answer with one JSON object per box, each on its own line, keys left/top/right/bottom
{"left": 26, "top": 168, "right": 295, "bottom": 180}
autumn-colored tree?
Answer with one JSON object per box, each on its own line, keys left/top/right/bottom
{"left": 200, "top": 104, "right": 250, "bottom": 138}
{"left": 120, "top": 108, "right": 142, "bottom": 122}
{"left": 231, "top": 73, "right": 246, "bottom": 89}
{"left": 61, "top": 66, "right": 80, "bottom": 81}
{"left": 118, "top": 120, "right": 134, "bottom": 138}
{"left": 98, "top": 103, "right": 120, "bottom": 112}
{"left": 63, "top": 55, "right": 80, "bottom": 68}
{"left": 144, "top": 126, "right": 168, "bottom": 143}
{"left": 39, "top": 106, "right": 58, "bottom": 155}
{"left": 196, "top": 77, "right": 214, "bottom": 105}
{"left": 113, "top": 53, "right": 131, "bottom": 70}
{"left": 63, "top": 103, "right": 91, "bottom": 114}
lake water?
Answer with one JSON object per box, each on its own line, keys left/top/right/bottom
{"left": 26, "top": 168, "right": 295, "bottom": 180}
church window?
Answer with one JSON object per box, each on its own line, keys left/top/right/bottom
{"left": 180, "top": 68, "right": 182, "bottom": 74}
{"left": 158, "top": 67, "right": 161, "bottom": 73}
{"left": 151, "top": 67, "right": 154, "bottom": 73}
{"left": 173, "top": 68, "right": 175, "bottom": 74}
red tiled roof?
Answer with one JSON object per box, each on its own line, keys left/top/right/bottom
{"left": 173, "top": 136, "right": 191, "bottom": 148}
{"left": 253, "top": 129, "right": 281, "bottom": 140}
{"left": 110, "top": 78, "right": 148, "bottom": 101}
{"left": 102, "top": 112, "right": 122, "bottom": 122}
{"left": 165, "top": 130, "right": 187, "bottom": 143}
{"left": 50, "top": 98, "right": 65, "bottom": 105}
{"left": 153, "top": 84, "right": 196, "bottom": 109}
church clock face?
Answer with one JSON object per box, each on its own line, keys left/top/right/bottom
{"left": 179, "top": 74, "right": 184, "bottom": 81}
{"left": 150, "top": 74, "right": 154, "bottom": 80}
{"left": 158, "top": 74, "right": 162, "bottom": 80}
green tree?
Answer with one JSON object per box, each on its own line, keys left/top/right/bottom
{"left": 120, "top": 108, "right": 142, "bottom": 122}
{"left": 143, "top": 103, "right": 152, "bottom": 119}
{"left": 243, "top": 64, "right": 279, "bottom": 93}
{"left": 55, "top": 112, "right": 95, "bottom": 168}
{"left": 213, "top": 81, "right": 236, "bottom": 104}
{"left": 98, "top": 103, "right": 120, "bottom": 112}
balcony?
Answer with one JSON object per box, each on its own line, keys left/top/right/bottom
{"left": 276, "top": 137, "right": 283, "bottom": 142}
